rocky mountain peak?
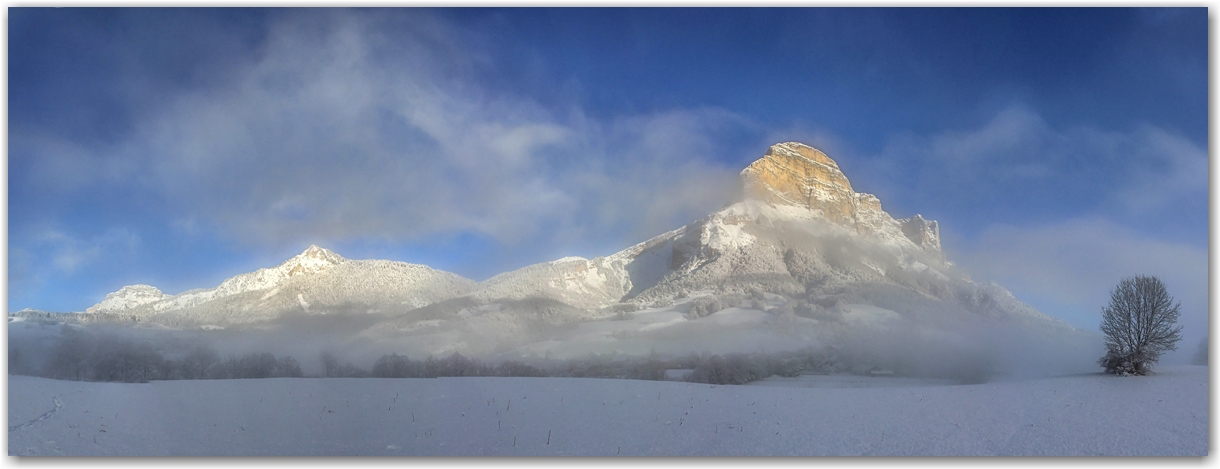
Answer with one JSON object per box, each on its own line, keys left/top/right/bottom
{"left": 740, "top": 142, "right": 859, "bottom": 226}
{"left": 739, "top": 142, "right": 942, "bottom": 255}
{"left": 283, "top": 245, "right": 346, "bottom": 276}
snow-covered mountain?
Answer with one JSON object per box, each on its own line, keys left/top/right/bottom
{"left": 463, "top": 142, "right": 1066, "bottom": 328}
{"left": 81, "top": 245, "right": 477, "bottom": 325}
{"left": 55, "top": 142, "right": 1074, "bottom": 358}
{"left": 344, "top": 142, "right": 1075, "bottom": 358}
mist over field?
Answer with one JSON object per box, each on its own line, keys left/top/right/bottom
{"left": 10, "top": 293, "right": 1104, "bottom": 386}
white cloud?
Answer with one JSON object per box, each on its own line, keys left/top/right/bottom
{"left": 1109, "top": 124, "right": 1209, "bottom": 214}
{"left": 954, "top": 216, "right": 1207, "bottom": 361}
{"left": 875, "top": 104, "right": 1207, "bottom": 221}
{"left": 19, "top": 11, "right": 752, "bottom": 256}
{"left": 33, "top": 228, "right": 141, "bottom": 275}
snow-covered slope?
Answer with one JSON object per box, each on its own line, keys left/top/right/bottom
{"left": 472, "top": 256, "right": 633, "bottom": 312}
{"left": 83, "top": 245, "right": 477, "bottom": 325}
{"left": 85, "top": 285, "right": 170, "bottom": 313}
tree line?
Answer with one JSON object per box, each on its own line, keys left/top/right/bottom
{"left": 17, "top": 317, "right": 1022, "bottom": 385}
{"left": 15, "top": 325, "right": 923, "bottom": 385}
{"left": 26, "top": 327, "right": 302, "bottom": 383}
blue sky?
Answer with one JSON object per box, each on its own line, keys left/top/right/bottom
{"left": 8, "top": 8, "right": 1209, "bottom": 355}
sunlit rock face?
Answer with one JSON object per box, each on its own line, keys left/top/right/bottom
{"left": 741, "top": 142, "right": 859, "bottom": 226}
{"left": 740, "top": 142, "right": 941, "bottom": 256}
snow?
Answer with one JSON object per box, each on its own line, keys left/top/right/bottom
{"left": 700, "top": 307, "right": 773, "bottom": 326}
{"left": 701, "top": 215, "right": 756, "bottom": 251}
{"left": 499, "top": 295, "right": 824, "bottom": 360}
{"left": 259, "top": 287, "right": 280, "bottom": 301}
{"left": 84, "top": 285, "right": 170, "bottom": 313}
{"left": 195, "top": 246, "right": 345, "bottom": 298}
{"left": 78, "top": 249, "right": 478, "bottom": 325}
{"left": 841, "top": 304, "right": 902, "bottom": 325}
{"left": 8, "top": 366, "right": 1206, "bottom": 456}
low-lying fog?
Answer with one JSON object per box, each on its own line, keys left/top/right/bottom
{"left": 9, "top": 291, "right": 1106, "bottom": 386}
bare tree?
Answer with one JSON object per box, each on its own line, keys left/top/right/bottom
{"left": 1099, "top": 275, "right": 1182, "bottom": 375}
{"left": 320, "top": 351, "right": 340, "bottom": 377}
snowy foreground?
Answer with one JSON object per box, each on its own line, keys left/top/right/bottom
{"left": 8, "top": 366, "right": 1207, "bottom": 456}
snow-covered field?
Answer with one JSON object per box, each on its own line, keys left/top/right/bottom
{"left": 8, "top": 366, "right": 1206, "bottom": 456}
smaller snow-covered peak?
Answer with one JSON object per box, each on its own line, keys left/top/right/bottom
{"left": 117, "top": 284, "right": 164, "bottom": 294}
{"left": 209, "top": 245, "right": 347, "bottom": 298}
{"left": 295, "top": 245, "right": 345, "bottom": 264}
{"left": 737, "top": 142, "right": 944, "bottom": 257}
{"left": 280, "top": 245, "right": 346, "bottom": 277}
{"left": 86, "top": 284, "right": 171, "bottom": 313}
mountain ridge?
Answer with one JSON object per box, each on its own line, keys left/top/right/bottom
{"left": 26, "top": 142, "right": 1075, "bottom": 359}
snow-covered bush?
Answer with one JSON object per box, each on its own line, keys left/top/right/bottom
{"left": 687, "top": 353, "right": 771, "bottom": 385}
{"left": 599, "top": 303, "right": 639, "bottom": 321}
{"left": 1099, "top": 351, "right": 1150, "bottom": 376}
{"left": 793, "top": 298, "right": 844, "bottom": 324}
{"left": 750, "top": 288, "right": 766, "bottom": 301}
{"left": 687, "top": 296, "right": 726, "bottom": 319}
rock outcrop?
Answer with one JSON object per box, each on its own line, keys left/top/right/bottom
{"left": 741, "top": 142, "right": 941, "bottom": 256}
{"left": 899, "top": 214, "right": 942, "bottom": 257}
{"left": 741, "top": 142, "right": 860, "bottom": 226}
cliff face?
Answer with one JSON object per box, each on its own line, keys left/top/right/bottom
{"left": 741, "top": 143, "right": 858, "bottom": 226}
{"left": 740, "top": 142, "right": 941, "bottom": 256}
